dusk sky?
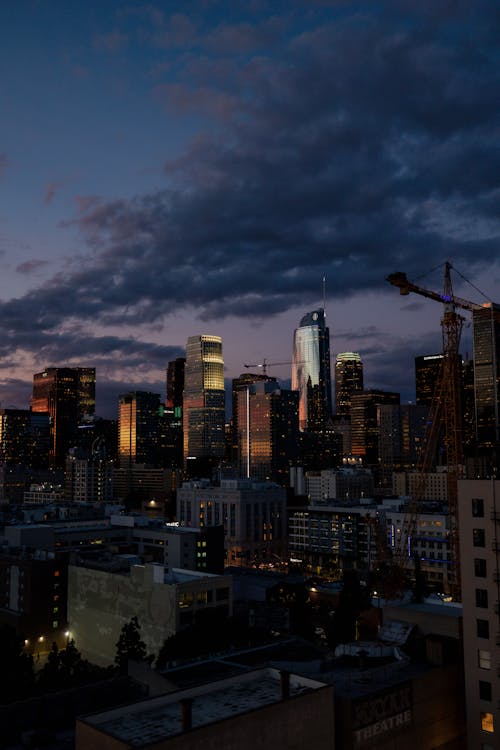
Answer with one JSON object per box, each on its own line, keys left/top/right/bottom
{"left": 1, "top": 1, "right": 499, "bottom": 417}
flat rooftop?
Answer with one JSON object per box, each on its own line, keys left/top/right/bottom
{"left": 81, "top": 668, "right": 327, "bottom": 747}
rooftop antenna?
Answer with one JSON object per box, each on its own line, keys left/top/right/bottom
{"left": 322, "top": 275, "right": 326, "bottom": 315}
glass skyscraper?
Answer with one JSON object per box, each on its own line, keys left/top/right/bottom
{"left": 473, "top": 304, "right": 500, "bottom": 445}
{"left": 292, "top": 308, "right": 332, "bottom": 431}
{"left": 183, "top": 335, "right": 225, "bottom": 461}
{"left": 335, "top": 352, "right": 364, "bottom": 416}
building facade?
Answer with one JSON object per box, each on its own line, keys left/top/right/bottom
{"left": 32, "top": 368, "right": 89, "bottom": 467}
{"left": 118, "top": 391, "right": 162, "bottom": 468}
{"left": 458, "top": 479, "right": 500, "bottom": 749}
{"left": 236, "top": 380, "right": 299, "bottom": 484}
{"left": 473, "top": 304, "right": 500, "bottom": 445}
{"left": 334, "top": 352, "right": 363, "bottom": 416}
{"left": 183, "top": 335, "right": 225, "bottom": 463}
{"left": 177, "top": 478, "right": 287, "bottom": 565}
{"left": 292, "top": 309, "right": 332, "bottom": 432}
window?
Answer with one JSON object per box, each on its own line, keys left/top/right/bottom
{"left": 476, "top": 589, "right": 488, "bottom": 608}
{"left": 481, "top": 712, "right": 494, "bottom": 733}
{"left": 477, "top": 619, "right": 490, "bottom": 639}
{"left": 478, "top": 650, "right": 491, "bottom": 670}
{"left": 216, "top": 587, "right": 229, "bottom": 601}
{"left": 475, "top": 558, "right": 487, "bottom": 577}
{"left": 473, "top": 529, "right": 486, "bottom": 547}
{"left": 479, "top": 681, "right": 492, "bottom": 701}
{"left": 472, "top": 498, "right": 485, "bottom": 518}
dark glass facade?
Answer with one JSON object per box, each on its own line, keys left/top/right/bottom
{"left": 473, "top": 305, "right": 500, "bottom": 445}
{"left": 334, "top": 352, "right": 363, "bottom": 415}
{"left": 166, "top": 357, "right": 185, "bottom": 409}
{"left": 32, "top": 368, "right": 81, "bottom": 467}
{"left": 292, "top": 308, "right": 332, "bottom": 431}
{"left": 236, "top": 380, "right": 299, "bottom": 484}
{"left": 351, "top": 389, "right": 400, "bottom": 468}
{"left": 415, "top": 354, "right": 443, "bottom": 406}
{"left": 183, "top": 335, "right": 225, "bottom": 461}
{"left": 118, "top": 391, "right": 161, "bottom": 467}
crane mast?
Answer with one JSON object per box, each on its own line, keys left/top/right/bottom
{"left": 386, "top": 261, "right": 478, "bottom": 600}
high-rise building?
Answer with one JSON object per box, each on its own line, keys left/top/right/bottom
{"left": 76, "top": 367, "right": 96, "bottom": 420}
{"left": 472, "top": 304, "right": 500, "bottom": 445}
{"left": 415, "top": 354, "right": 443, "bottom": 406}
{"left": 350, "top": 390, "right": 400, "bottom": 468}
{"left": 0, "top": 408, "right": 50, "bottom": 467}
{"left": 458, "top": 479, "right": 500, "bottom": 748}
{"left": 236, "top": 380, "right": 299, "bottom": 484}
{"left": 334, "top": 352, "right": 363, "bottom": 416}
{"left": 292, "top": 309, "right": 332, "bottom": 431}
{"left": 231, "top": 373, "right": 274, "bottom": 464}
{"left": 118, "top": 391, "right": 162, "bottom": 468}
{"left": 183, "top": 335, "right": 225, "bottom": 464}
{"left": 166, "top": 357, "right": 186, "bottom": 410}
{"left": 32, "top": 368, "right": 83, "bottom": 467}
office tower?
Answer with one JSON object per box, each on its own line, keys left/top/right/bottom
{"left": 235, "top": 380, "right": 299, "bottom": 484}
{"left": 166, "top": 357, "right": 186, "bottom": 410}
{"left": 377, "top": 403, "right": 429, "bottom": 484}
{"left": 76, "top": 367, "right": 96, "bottom": 420}
{"left": 335, "top": 352, "right": 363, "bottom": 415}
{"left": 472, "top": 304, "right": 500, "bottom": 445}
{"left": 462, "top": 356, "right": 476, "bottom": 448}
{"left": 118, "top": 391, "right": 161, "bottom": 468}
{"left": 183, "top": 335, "right": 225, "bottom": 464}
{"left": 0, "top": 408, "right": 49, "bottom": 467}
{"left": 292, "top": 308, "right": 332, "bottom": 431}
{"left": 351, "top": 390, "right": 400, "bottom": 468}
{"left": 231, "top": 373, "right": 274, "bottom": 464}
{"left": 415, "top": 354, "right": 443, "bottom": 406}
{"left": 65, "top": 441, "right": 113, "bottom": 503}
{"left": 32, "top": 368, "right": 82, "bottom": 467}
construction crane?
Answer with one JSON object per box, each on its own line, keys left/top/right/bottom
{"left": 386, "top": 261, "right": 486, "bottom": 601}
{"left": 243, "top": 359, "right": 293, "bottom": 376}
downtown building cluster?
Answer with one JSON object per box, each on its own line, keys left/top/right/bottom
{"left": 2, "top": 303, "right": 500, "bottom": 748}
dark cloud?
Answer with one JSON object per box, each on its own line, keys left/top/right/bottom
{"left": 1, "top": 2, "right": 499, "bottom": 367}
{"left": 16, "top": 259, "right": 49, "bottom": 275}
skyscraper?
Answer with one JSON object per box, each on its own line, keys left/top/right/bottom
{"left": 236, "top": 380, "right": 299, "bottom": 484}
{"left": 166, "top": 357, "right": 186, "bottom": 410}
{"left": 183, "top": 335, "right": 225, "bottom": 463}
{"left": 118, "top": 391, "right": 161, "bottom": 468}
{"left": 32, "top": 368, "right": 81, "bottom": 467}
{"left": 292, "top": 308, "right": 332, "bottom": 431}
{"left": 472, "top": 304, "right": 500, "bottom": 445}
{"left": 334, "top": 352, "right": 363, "bottom": 415}
{"left": 350, "top": 389, "right": 400, "bottom": 468}
{"left": 415, "top": 354, "right": 443, "bottom": 406}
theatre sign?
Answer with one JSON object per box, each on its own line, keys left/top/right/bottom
{"left": 352, "top": 682, "right": 412, "bottom": 747}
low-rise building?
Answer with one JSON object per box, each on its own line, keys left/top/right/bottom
{"left": 68, "top": 560, "right": 233, "bottom": 666}
{"left": 76, "top": 668, "right": 334, "bottom": 750}
{"left": 177, "top": 478, "right": 287, "bottom": 565}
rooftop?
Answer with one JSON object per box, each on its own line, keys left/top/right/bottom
{"left": 81, "top": 668, "right": 327, "bottom": 747}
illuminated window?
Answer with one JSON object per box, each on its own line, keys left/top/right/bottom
{"left": 478, "top": 650, "right": 491, "bottom": 670}
{"left": 481, "top": 712, "right": 494, "bottom": 733}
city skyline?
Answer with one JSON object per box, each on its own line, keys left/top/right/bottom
{"left": 1, "top": 1, "right": 498, "bottom": 415}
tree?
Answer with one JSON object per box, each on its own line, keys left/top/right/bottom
{"left": 115, "top": 616, "right": 149, "bottom": 674}
{"left": 0, "top": 624, "right": 35, "bottom": 702}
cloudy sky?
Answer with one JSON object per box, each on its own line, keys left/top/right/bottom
{"left": 1, "top": 0, "right": 499, "bottom": 417}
